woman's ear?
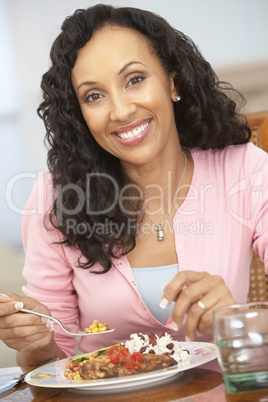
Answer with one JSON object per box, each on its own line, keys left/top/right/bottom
{"left": 169, "top": 73, "right": 180, "bottom": 102}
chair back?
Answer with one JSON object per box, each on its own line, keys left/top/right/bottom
{"left": 246, "top": 111, "right": 268, "bottom": 302}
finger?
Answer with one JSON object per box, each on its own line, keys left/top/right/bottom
{"left": 9, "top": 294, "right": 51, "bottom": 317}
{"left": 0, "top": 321, "right": 53, "bottom": 340}
{"left": 0, "top": 318, "right": 54, "bottom": 351}
{"left": 0, "top": 294, "right": 24, "bottom": 315}
{"left": 0, "top": 294, "right": 10, "bottom": 298}
{"left": 170, "top": 275, "right": 213, "bottom": 330}
{"left": 184, "top": 300, "right": 210, "bottom": 341}
{"left": 197, "top": 288, "right": 235, "bottom": 335}
{"left": 160, "top": 271, "right": 207, "bottom": 308}
{"left": 1, "top": 293, "right": 24, "bottom": 303}
{"left": 185, "top": 284, "right": 235, "bottom": 340}
{"left": 0, "top": 312, "right": 53, "bottom": 332}
{"left": 3, "top": 329, "right": 54, "bottom": 353}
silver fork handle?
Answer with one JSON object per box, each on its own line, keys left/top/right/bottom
{"left": 19, "top": 307, "right": 115, "bottom": 336}
{"left": 20, "top": 308, "right": 63, "bottom": 329}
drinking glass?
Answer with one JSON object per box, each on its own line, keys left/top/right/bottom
{"left": 213, "top": 302, "right": 268, "bottom": 393}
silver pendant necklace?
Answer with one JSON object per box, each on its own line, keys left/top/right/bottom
{"left": 144, "top": 151, "right": 187, "bottom": 241}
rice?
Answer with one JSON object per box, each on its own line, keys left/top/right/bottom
{"left": 125, "top": 332, "right": 190, "bottom": 366}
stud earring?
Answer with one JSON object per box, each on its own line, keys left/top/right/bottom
{"left": 175, "top": 95, "right": 181, "bottom": 102}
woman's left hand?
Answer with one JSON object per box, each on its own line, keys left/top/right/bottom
{"left": 160, "top": 270, "right": 235, "bottom": 341}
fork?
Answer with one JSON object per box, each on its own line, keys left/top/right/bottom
{"left": 20, "top": 308, "right": 115, "bottom": 336}
{"left": 0, "top": 357, "right": 60, "bottom": 394}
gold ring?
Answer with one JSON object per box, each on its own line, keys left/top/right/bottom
{"left": 197, "top": 300, "right": 207, "bottom": 312}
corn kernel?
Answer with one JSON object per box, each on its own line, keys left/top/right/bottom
{"left": 84, "top": 319, "right": 111, "bottom": 333}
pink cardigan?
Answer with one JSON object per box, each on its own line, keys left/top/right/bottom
{"left": 22, "top": 143, "right": 268, "bottom": 358}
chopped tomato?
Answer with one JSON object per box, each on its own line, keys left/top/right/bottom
{"left": 124, "top": 357, "right": 139, "bottom": 370}
{"left": 132, "top": 352, "right": 144, "bottom": 363}
{"left": 107, "top": 346, "right": 119, "bottom": 356}
{"left": 108, "top": 348, "right": 120, "bottom": 364}
{"left": 120, "top": 347, "right": 129, "bottom": 356}
{"left": 107, "top": 345, "right": 141, "bottom": 371}
{"left": 109, "top": 352, "right": 120, "bottom": 365}
{"left": 118, "top": 354, "right": 126, "bottom": 365}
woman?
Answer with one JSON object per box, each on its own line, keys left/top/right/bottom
{"left": 0, "top": 4, "right": 267, "bottom": 367}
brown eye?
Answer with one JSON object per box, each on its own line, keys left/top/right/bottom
{"left": 127, "top": 75, "right": 145, "bottom": 87}
{"left": 84, "top": 93, "right": 103, "bottom": 103}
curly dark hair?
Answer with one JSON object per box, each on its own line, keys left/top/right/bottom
{"left": 38, "top": 4, "right": 251, "bottom": 273}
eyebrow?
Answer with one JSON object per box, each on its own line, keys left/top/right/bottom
{"left": 76, "top": 61, "right": 146, "bottom": 92}
{"left": 118, "top": 61, "right": 146, "bottom": 75}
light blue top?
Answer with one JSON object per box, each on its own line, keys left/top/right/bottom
{"left": 132, "top": 264, "right": 179, "bottom": 324}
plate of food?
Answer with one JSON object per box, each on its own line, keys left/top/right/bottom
{"left": 25, "top": 332, "right": 217, "bottom": 391}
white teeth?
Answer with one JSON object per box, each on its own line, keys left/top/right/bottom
{"left": 117, "top": 121, "right": 149, "bottom": 139}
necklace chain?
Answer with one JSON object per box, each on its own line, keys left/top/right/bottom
{"left": 143, "top": 151, "right": 187, "bottom": 241}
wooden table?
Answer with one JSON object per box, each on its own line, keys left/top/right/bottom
{"left": 0, "top": 366, "right": 268, "bottom": 401}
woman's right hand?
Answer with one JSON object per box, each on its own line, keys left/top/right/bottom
{"left": 0, "top": 293, "right": 54, "bottom": 354}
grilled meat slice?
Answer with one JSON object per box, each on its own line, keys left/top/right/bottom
{"left": 139, "top": 354, "right": 177, "bottom": 372}
{"left": 79, "top": 353, "right": 176, "bottom": 380}
{"left": 80, "top": 355, "right": 131, "bottom": 379}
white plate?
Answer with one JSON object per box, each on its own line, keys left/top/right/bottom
{"left": 25, "top": 341, "right": 217, "bottom": 391}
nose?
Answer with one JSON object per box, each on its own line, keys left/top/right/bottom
{"left": 109, "top": 96, "right": 136, "bottom": 122}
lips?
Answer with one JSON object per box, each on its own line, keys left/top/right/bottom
{"left": 112, "top": 119, "right": 152, "bottom": 146}
{"left": 116, "top": 120, "right": 150, "bottom": 140}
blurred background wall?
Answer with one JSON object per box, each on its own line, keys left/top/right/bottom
{"left": 0, "top": 0, "right": 268, "bottom": 366}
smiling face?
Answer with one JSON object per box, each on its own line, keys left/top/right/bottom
{"left": 71, "top": 25, "right": 180, "bottom": 172}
